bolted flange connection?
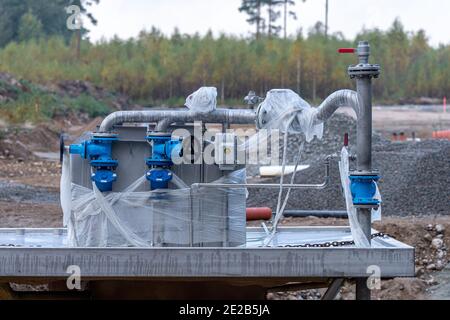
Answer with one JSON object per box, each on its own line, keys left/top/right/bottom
{"left": 348, "top": 41, "right": 380, "bottom": 79}
{"left": 339, "top": 41, "right": 381, "bottom": 80}
{"left": 349, "top": 171, "right": 381, "bottom": 208}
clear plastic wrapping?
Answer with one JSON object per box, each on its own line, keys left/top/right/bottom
{"left": 64, "top": 160, "right": 247, "bottom": 248}
{"left": 339, "top": 147, "right": 382, "bottom": 248}
{"left": 185, "top": 87, "right": 217, "bottom": 113}
{"left": 60, "top": 153, "right": 72, "bottom": 227}
{"left": 257, "top": 89, "right": 323, "bottom": 142}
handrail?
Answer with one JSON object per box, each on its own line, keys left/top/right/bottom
{"left": 192, "top": 158, "right": 331, "bottom": 190}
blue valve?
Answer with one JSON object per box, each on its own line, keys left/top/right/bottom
{"left": 146, "top": 133, "right": 182, "bottom": 167}
{"left": 91, "top": 170, "right": 117, "bottom": 192}
{"left": 349, "top": 174, "right": 380, "bottom": 206}
{"left": 147, "top": 169, "right": 173, "bottom": 190}
{"left": 145, "top": 133, "right": 182, "bottom": 190}
{"left": 70, "top": 134, "right": 118, "bottom": 192}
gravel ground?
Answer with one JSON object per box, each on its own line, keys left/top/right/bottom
{"left": 267, "top": 217, "right": 449, "bottom": 300}
{"left": 247, "top": 113, "right": 450, "bottom": 217}
{"left": 0, "top": 181, "right": 58, "bottom": 204}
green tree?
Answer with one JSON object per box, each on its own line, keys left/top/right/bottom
{"left": 18, "top": 9, "right": 44, "bottom": 42}
{"left": 0, "top": 0, "right": 99, "bottom": 47}
{"left": 0, "top": 19, "right": 448, "bottom": 105}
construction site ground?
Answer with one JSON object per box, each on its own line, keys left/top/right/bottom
{"left": 0, "top": 106, "right": 449, "bottom": 300}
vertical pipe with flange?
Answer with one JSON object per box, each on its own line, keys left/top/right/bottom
{"left": 347, "top": 41, "right": 381, "bottom": 300}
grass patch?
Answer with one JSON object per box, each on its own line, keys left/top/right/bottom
{"left": 0, "top": 80, "right": 112, "bottom": 123}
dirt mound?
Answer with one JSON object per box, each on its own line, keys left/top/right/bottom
{"left": 0, "top": 72, "right": 33, "bottom": 103}
{"left": 53, "top": 80, "right": 134, "bottom": 110}
{"left": 1, "top": 72, "right": 140, "bottom": 111}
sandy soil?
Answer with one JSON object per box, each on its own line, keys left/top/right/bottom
{"left": 337, "top": 107, "right": 450, "bottom": 139}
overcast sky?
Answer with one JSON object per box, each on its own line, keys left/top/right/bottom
{"left": 86, "top": 0, "right": 450, "bottom": 46}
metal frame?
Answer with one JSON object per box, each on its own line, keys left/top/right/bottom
{"left": 0, "top": 227, "right": 414, "bottom": 280}
{"left": 194, "top": 158, "right": 330, "bottom": 190}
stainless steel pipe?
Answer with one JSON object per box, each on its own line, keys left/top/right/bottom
{"left": 193, "top": 159, "right": 330, "bottom": 190}
{"left": 314, "top": 89, "right": 361, "bottom": 124}
{"left": 99, "top": 109, "right": 257, "bottom": 132}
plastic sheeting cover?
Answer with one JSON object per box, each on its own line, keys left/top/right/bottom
{"left": 258, "top": 89, "right": 323, "bottom": 142}
{"left": 339, "top": 147, "right": 381, "bottom": 248}
{"left": 185, "top": 87, "right": 217, "bottom": 113}
{"left": 60, "top": 153, "right": 71, "bottom": 227}
{"left": 64, "top": 159, "right": 247, "bottom": 248}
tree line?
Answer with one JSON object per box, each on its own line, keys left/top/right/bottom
{"left": 0, "top": 0, "right": 448, "bottom": 105}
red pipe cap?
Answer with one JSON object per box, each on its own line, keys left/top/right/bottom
{"left": 338, "top": 48, "right": 356, "bottom": 54}
{"left": 246, "top": 207, "right": 273, "bottom": 221}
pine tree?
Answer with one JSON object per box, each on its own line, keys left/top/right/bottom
{"left": 280, "top": 0, "right": 298, "bottom": 39}
{"left": 266, "top": 0, "right": 282, "bottom": 38}
{"left": 0, "top": 0, "right": 100, "bottom": 48}
{"left": 18, "top": 9, "right": 44, "bottom": 42}
{"left": 239, "top": 0, "right": 265, "bottom": 39}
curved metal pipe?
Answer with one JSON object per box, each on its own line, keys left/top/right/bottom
{"left": 314, "top": 89, "right": 360, "bottom": 124}
{"left": 99, "top": 109, "right": 256, "bottom": 133}
{"left": 155, "top": 118, "right": 176, "bottom": 131}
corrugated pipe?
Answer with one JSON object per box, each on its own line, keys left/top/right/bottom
{"left": 99, "top": 109, "right": 257, "bottom": 133}
{"left": 314, "top": 89, "right": 361, "bottom": 124}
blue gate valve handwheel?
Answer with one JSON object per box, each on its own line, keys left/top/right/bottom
{"left": 147, "top": 169, "right": 173, "bottom": 190}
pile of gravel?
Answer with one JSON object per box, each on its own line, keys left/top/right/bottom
{"left": 247, "top": 113, "right": 450, "bottom": 217}
{"left": 0, "top": 181, "right": 59, "bottom": 205}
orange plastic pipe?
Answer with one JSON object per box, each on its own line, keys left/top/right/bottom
{"left": 246, "top": 207, "right": 273, "bottom": 221}
{"left": 433, "top": 130, "right": 450, "bottom": 140}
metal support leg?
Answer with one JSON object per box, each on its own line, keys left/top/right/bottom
{"left": 322, "top": 278, "right": 344, "bottom": 300}
{"left": 357, "top": 208, "right": 372, "bottom": 240}
{"left": 355, "top": 278, "right": 371, "bottom": 300}
{"left": 0, "top": 283, "right": 15, "bottom": 300}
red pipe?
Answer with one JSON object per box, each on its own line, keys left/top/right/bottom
{"left": 246, "top": 207, "right": 272, "bottom": 221}
{"left": 433, "top": 130, "right": 450, "bottom": 140}
{"left": 344, "top": 133, "right": 349, "bottom": 147}
{"left": 338, "top": 48, "right": 355, "bottom": 54}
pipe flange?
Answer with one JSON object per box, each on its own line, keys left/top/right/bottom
{"left": 146, "top": 132, "right": 171, "bottom": 138}
{"left": 92, "top": 132, "right": 119, "bottom": 140}
{"left": 349, "top": 170, "right": 380, "bottom": 176}
{"left": 255, "top": 103, "right": 267, "bottom": 129}
{"left": 348, "top": 64, "right": 381, "bottom": 79}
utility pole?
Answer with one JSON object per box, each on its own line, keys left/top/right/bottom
{"left": 284, "top": 0, "right": 288, "bottom": 39}
{"left": 257, "top": 1, "right": 262, "bottom": 39}
{"left": 325, "top": 0, "right": 329, "bottom": 38}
